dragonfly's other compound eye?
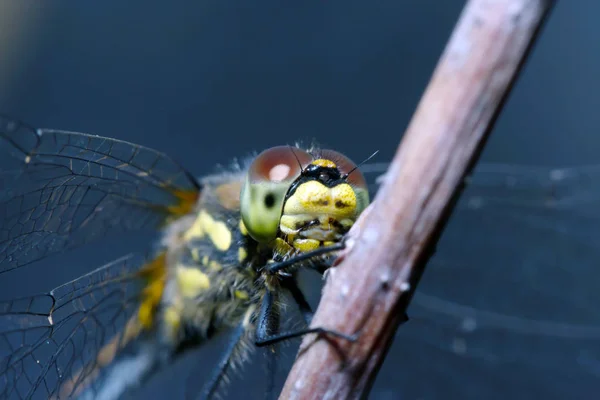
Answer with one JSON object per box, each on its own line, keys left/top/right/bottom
{"left": 317, "top": 149, "right": 368, "bottom": 190}
{"left": 241, "top": 146, "right": 312, "bottom": 243}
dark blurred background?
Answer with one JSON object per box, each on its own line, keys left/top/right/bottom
{"left": 1, "top": 1, "right": 600, "bottom": 399}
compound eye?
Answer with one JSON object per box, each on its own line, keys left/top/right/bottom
{"left": 318, "top": 149, "right": 368, "bottom": 190}
{"left": 248, "top": 146, "right": 312, "bottom": 184}
{"left": 241, "top": 146, "right": 312, "bottom": 243}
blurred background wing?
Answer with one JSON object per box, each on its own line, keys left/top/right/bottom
{"left": 364, "top": 162, "right": 600, "bottom": 399}
{"left": 0, "top": 115, "right": 200, "bottom": 273}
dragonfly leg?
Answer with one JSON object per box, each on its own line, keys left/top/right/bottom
{"left": 198, "top": 323, "right": 246, "bottom": 400}
{"left": 264, "top": 316, "right": 279, "bottom": 400}
{"left": 283, "top": 279, "right": 314, "bottom": 325}
{"left": 254, "top": 290, "right": 356, "bottom": 347}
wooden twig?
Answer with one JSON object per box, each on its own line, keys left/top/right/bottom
{"left": 279, "top": 1, "right": 555, "bottom": 399}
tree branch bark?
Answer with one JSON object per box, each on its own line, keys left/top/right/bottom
{"left": 279, "top": 1, "right": 555, "bottom": 399}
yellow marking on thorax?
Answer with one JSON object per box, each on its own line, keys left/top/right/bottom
{"left": 184, "top": 210, "right": 210, "bottom": 240}
{"left": 191, "top": 248, "right": 201, "bottom": 262}
{"left": 176, "top": 264, "right": 211, "bottom": 298}
{"left": 238, "top": 247, "right": 248, "bottom": 262}
{"left": 235, "top": 290, "right": 249, "bottom": 300}
{"left": 195, "top": 251, "right": 223, "bottom": 271}
{"left": 184, "top": 210, "right": 232, "bottom": 251}
{"left": 311, "top": 159, "right": 337, "bottom": 168}
{"left": 239, "top": 219, "right": 248, "bottom": 236}
{"left": 209, "top": 259, "right": 222, "bottom": 271}
{"left": 137, "top": 253, "right": 168, "bottom": 329}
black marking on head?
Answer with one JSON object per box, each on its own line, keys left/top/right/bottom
{"left": 335, "top": 200, "right": 347, "bottom": 209}
{"left": 304, "top": 164, "right": 342, "bottom": 184}
{"left": 284, "top": 164, "right": 347, "bottom": 202}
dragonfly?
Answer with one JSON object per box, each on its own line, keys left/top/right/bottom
{"left": 0, "top": 113, "right": 385, "bottom": 400}
{"left": 0, "top": 115, "right": 599, "bottom": 399}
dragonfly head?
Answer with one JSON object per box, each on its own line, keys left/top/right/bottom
{"left": 240, "top": 146, "right": 369, "bottom": 252}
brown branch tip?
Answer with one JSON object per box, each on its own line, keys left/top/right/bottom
{"left": 279, "top": 1, "right": 555, "bottom": 399}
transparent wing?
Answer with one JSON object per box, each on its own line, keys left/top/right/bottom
{"left": 363, "top": 162, "right": 600, "bottom": 399}
{"left": 0, "top": 116, "right": 200, "bottom": 273}
{"left": 0, "top": 252, "right": 158, "bottom": 400}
